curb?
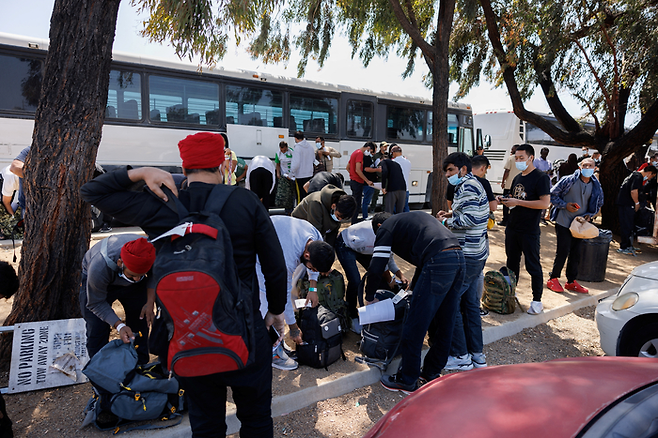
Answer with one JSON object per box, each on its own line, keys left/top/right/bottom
{"left": 158, "top": 286, "right": 619, "bottom": 436}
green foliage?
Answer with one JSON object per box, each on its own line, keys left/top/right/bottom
{"left": 451, "top": 0, "right": 658, "bottom": 134}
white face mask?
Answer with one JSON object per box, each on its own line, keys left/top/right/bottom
{"left": 364, "top": 150, "right": 371, "bottom": 157}
{"left": 316, "top": 142, "right": 323, "bottom": 149}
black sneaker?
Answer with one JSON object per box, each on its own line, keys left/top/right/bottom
{"left": 497, "top": 221, "right": 508, "bottom": 226}
{"left": 380, "top": 373, "right": 417, "bottom": 394}
{"left": 479, "top": 307, "right": 489, "bottom": 316}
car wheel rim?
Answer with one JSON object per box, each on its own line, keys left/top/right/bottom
{"left": 639, "top": 338, "right": 658, "bottom": 359}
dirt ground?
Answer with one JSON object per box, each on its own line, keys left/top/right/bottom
{"left": 0, "top": 210, "right": 654, "bottom": 437}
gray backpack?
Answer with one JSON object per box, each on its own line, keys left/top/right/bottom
{"left": 82, "top": 340, "right": 184, "bottom": 433}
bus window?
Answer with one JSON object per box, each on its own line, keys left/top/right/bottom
{"left": 226, "top": 85, "right": 283, "bottom": 128}
{"left": 427, "top": 111, "right": 432, "bottom": 138}
{"left": 448, "top": 113, "right": 458, "bottom": 146}
{"left": 107, "top": 71, "right": 142, "bottom": 120}
{"left": 290, "top": 95, "right": 338, "bottom": 135}
{"left": 149, "top": 75, "right": 219, "bottom": 125}
{"left": 346, "top": 100, "right": 373, "bottom": 138}
{"left": 387, "top": 106, "right": 424, "bottom": 141}
{"left": 0, "top": 54, "right": 42, "bottom": 112}
{"left": 526, "top": 123, "right": 558, "bottom": 146}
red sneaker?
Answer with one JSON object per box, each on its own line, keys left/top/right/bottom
{"left": 565, "top": 281, "right": 589, "bottom": 294}
{"left": 546, "top": 278, "right": 564, "bottom": 292}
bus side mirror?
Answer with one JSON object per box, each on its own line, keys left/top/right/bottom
{"left": 484, "top": 135, "right": 492, "bottom": 149}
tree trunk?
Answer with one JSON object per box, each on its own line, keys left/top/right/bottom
{"left": 429, "top": 0, "right": 456, "bottom": 216}
{"left": 599, "top": 156, "right": 630, "bottom": 234}
{"left": 0, "top": 0, "right": 120, "bottom": 368}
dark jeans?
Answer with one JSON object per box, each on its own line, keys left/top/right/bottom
{"left": 403, "top": 191, "right": 410, "bottom": 213}
{"left": 505, "top": 229, "right": 543, "bottom": 302}
{"left": 349, "top": 180, "right": 365, "bottom": 224}
{"left": 449, "top": 257, "right": 486, "bottom": 356}
{"left": 550, "top": 223, "right": 582, "bottom": 282}
{"left": 618, "top": 204, "right": 635, "bottom": 249}
{"left": 249, "top": 168, "right": 274, "bottom": 210}
{"left": 396, "top": 249, "right": 465, "bottom": 385}
{"left": 335, "top": 233, "right": 372, "bottom": 319}
{"left": 79, "top": 279, "right": 149, "bottom": 364}
{"left": 501, "top": 188, "right": 511, "bottom": 223}
{"left": 179, "top": 322, "right": 273, "bottom": 437}
{"left": 362, "top": 185, "right": 375, "bottom": 220}
{"left": 296, "top": 177, "right": 312, "bottom": 203}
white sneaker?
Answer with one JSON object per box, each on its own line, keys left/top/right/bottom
{"left": 444, "top": 354, "right": 473, "bottom": 371}
{"left": 527, "top": 301, "right": 544, "bottom": 315}
{"left": 471, "top": 352, "right": 487, "bottom": 368}
{"left": 272, "top": 343, "right": 298, "bottom": 370}
{"left": 351, "top": 317, "right": 362, "bottom": 335}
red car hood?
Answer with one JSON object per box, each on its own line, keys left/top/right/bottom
{"left": 365, "top": 357, "right": 658, "bottom": 438}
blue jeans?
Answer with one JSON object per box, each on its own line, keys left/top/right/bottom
{"left": 335, "top": 233, "right": 372, "bottom": 318}
{"left": 396, "top": 249, "right": 465, "bottom": 385}
{"left": 450, "top": 257, "right": 487, "bottom": 356}
{"left": 403, "top": 191, "right": 410, "bottom": 212}
{"left": 362, "top": 185, "right": 375, "bottom": 220}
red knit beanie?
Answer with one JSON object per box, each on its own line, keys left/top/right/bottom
{"left": 178, "top": 132, "right": 226, "bottom": 169}
{"left": 120, "top": 238, "right": 156, "bottom": 275}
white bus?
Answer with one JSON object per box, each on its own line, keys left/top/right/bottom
{"left": 474, "top": 110, "right": 601, "bottom": 194}
{"left": 0, "top": 32, "right": 475, "bottom": 206}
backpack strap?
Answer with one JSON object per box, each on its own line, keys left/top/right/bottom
{"left": 99, "top": 237, "right": 119, "bottom": 272}
{"left": 201, "top": 184, "right": 237, "bottom": 216}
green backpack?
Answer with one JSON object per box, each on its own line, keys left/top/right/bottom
{"left": 482, "top": 267, "right": 522, "bottom": 314}
{"left": 297, "top": 269, "right": 349, "bottom": 332}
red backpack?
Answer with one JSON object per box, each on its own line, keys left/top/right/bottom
{"left": 151, "top": 185, "right": 256, "bottom": 377}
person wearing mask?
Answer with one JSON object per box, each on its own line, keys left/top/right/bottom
{"left": 314, "top": 137, "right": 341, "bottom": 173}
{"left": 497, "top": 144, "right": 551, "bottom": 315}
{"left": 347, "top": 142, "right": 375, "bottom": 224}
{"left": 361, "top": 142, "right": 381, "bottom": 220}
{"left": 436, "top": 152, "right": 490, "bottom": 371}
{"left": 292, "top": 184, "right": 357, "bottom": 246}
{"left": 547, "top": 158, "right": 603, "bottom": 294}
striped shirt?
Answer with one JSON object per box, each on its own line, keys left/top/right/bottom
{"left": 446, "top": 174, "right": 490, "bottom": 260}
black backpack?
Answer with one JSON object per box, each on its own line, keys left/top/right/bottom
{"left": 149, "top": 184, "right": 257, "bottom": 377}
{"left": 357, "top": 290, "right": 411, "bottom": 370}
{"left": 82, "top": 340, "right": 184, "bottom": 434}
{"left": 296, "top": 305, "right": 345, "bottom": 370}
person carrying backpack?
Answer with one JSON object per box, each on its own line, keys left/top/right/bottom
{"left": 81, "top": 132, "right": 288, "bottom": 438}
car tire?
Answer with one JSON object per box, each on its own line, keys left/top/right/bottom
{"left": 626, "top": 322, "right": 658, "bottom": 358}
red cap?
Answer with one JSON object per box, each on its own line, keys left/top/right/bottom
{"left": 120, "top": 238, "right": 156, "bottom": 275}
{"left": 178, "top": 132, "right": 226, "bottom": 169}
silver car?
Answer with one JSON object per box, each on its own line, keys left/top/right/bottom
{"left": 596, "top": 261, "right": 658, "bottom": 358}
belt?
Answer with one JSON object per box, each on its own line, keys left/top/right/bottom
{"left": 441, "top": 246, "right": 461, "bottom": 252}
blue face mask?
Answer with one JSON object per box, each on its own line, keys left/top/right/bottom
{"left": 447, "top": 173, "right": 462, "bottom": 186}
{"left": 581, "top": 168, "right": 595, "bottom": 178}
{"left": 316, "top": 142, "right": 323, "bottom": 149}
{"left": 515, "top": 160, "right": 528, "bottom": 172}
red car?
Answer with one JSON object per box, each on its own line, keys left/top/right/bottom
{"left": 365, "top": 357, "right": 658, "bottom": 438}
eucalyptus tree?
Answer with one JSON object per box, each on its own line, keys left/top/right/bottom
{"left": 450, "top": 0, "right": 658, "bottom": 229}
{"left": 139, "top": 0, "right": 460, "bottom": 214}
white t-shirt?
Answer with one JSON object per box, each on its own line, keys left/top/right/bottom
{"left": 341, "top": 219, "right": 399, "bottom": 273}
{"left": 256, "top": 216, "right": 323, "bottom": 324}
{"left": 1, "top": 165, "right": 19, "bottom": 198}
{"left": 394, "top": 156, "right": 411, "bottom": 191}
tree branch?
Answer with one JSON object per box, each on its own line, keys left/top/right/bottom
{"left": 387, "top": 0, "right": 435, "bottom": 64}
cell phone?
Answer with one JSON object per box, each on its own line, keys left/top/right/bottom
{"left": 573, "top": 203, "right": 580, "bottom": 210}
{"left": 268, "top": 326, "right": 280, "bottom": 346}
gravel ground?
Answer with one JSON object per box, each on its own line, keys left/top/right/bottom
{"left": 2, "top": 306, "right": 603, "bottom": 437}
